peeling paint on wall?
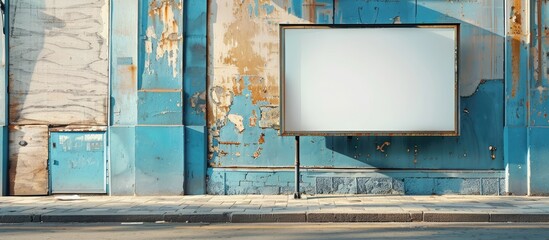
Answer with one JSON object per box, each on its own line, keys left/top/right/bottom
{"left": 509, "top": 0, "right": 525, "bottom": 98}
{"left": 208, "top": 0, "right": 308, "bottom": 124}
{"left": 207, "top": 0, "right": 505, "bottom": 173}
{"left": 208, "top": 0, "right": 313, "bottom": 161}
{"left": 190, "top": 91, "right": 207, "bottom": 113}
{"left": 146, "top": 0, "right": 183, "bottom": 78}
{"left": 228, "top": 114, "right": 245, "bottom": 133}
{"left": 249, "top": 110, "right": 258, "bottom": 127}
{"left": 259, "top": 106, "right": 279, "bottom": 129}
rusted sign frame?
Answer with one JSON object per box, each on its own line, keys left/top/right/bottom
{"left": 279, "top": 23, "right": 460, "bottom": 137}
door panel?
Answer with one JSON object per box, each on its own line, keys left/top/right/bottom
{"left": 49, "top": 132, "right": 106, "bottom": 194}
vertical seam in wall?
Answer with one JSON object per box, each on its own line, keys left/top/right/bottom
{"left": 332, "top": 0, "right": 335, "bottom": 24}
{"left": 526, "top": 0, "right": 532, "bottom": 196}
{"left": 2, "top": 0, "right": 9, "bottom": 196}
{"left": 205, "top": 0, "right": 210, "bottom": 161}
{"left": 415, "top": 0, "right": 418, "bottom": 21}
{"left": 527, "top": 131, "right": 530, "bottom": 195}
{"left": 354, "top": 177, "right": 358, "bottom": 194}
{"left": 537, "top": 0, "right": 542, "bottom": 88}
{"left": 498, "top": 177, "right": 501, "bottom": 195}
{"left": 479, "top": 178, "right": 484, "bottom": 195}
{"left": 526, "top": 0, "right": 531, "bottom": 127}
{"left": 223, "top": 171, "right": 227, "bottom": 195}
{"left": 503, "top": 0, "right": 507, "bottom": 127}
{"left": 107, "top": 0, "right": 113, "bottom": 196}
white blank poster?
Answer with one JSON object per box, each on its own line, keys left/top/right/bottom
{"left": 281, "top": 25, "right": 458, "bottom": 135}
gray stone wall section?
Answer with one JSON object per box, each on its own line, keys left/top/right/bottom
{"left": 207, "top": 170, "right": 505, "bottom": 195}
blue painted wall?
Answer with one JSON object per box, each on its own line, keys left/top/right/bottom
{"left": 109, "top": 0, "right": 206, "bottom": 195}
{"left": 208, "top": 0, "right": 504, "bottom": 170}
{"left": 183, "top": 0, "right": 208, "bottom": 195}
{"left": 2, "top": 0, "right": 547, "bottom": 196}
{"left": 109, "top": 0, "right": 187, "bottom": 195}
{"left": 524, "top": 0, "right": 549, "bottom": 195}
{"left": 205, "top": 0, "right": 512, "bottom": 195}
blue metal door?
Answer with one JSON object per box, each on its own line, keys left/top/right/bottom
{"left": 49, "top": 132, "right": 106, "bottom": 194}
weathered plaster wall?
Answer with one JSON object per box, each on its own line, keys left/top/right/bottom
{"left": 207, "top": 0, "right": 508, "bottom": 194}
{"left": 208, "top": 0, "right": 324, "bottom": 168}
{"left": 509, "top": 0, "right": 549, "bottom": 195}
{"left": 208, "top": 168, "right": 505, "bottom": 196}
{"left": 110, "top": 0, "right": 186, "bottom": 196}
{"left": 207, "top": 0, "right": 504, "bottom": 170}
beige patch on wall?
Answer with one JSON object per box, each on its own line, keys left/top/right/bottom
{"left": 207, "top": 0, "right": 309, "bottom": 129}
{"left": 9, "top": 0, "right": 109, "bottom": 125}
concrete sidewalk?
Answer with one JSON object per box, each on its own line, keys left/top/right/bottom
{"left": 1, "top": 195, "right": 549, "bottom": 223}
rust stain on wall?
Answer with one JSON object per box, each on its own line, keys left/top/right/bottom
{"left": 249, "top": 110, "right": 257, "bottom": 127}
{"left": 258, "top": 133, "right": 265, "bottom": 144}
{"left": 545, "top": 27, "right": 549, "bottom": 45}
{"left": 248, "top": 76, "right": 279, "bottom": 105}
{"left": 129, "top": 65, "right": 137, "bottom": 84}
{"left": 303, "top": 0, "right": 319, "bottom": 22}
{"left": 117, "top": 64, "right": 137, "bottom": 94}
{"left": 233, "top": 77, "right": 245, "bottom": 95}
{"left": 509, "top": 0, "right": 523, "bottom": 98}
{"left": 218, "top": 141, "right": 241, "bottom": 145}
{"left": 253, "top": 147, "right": 263, "bottom": 159}
{"left": 534, "top": 0, "right": 544, "bottom": 84}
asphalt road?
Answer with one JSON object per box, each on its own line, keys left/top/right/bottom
{"left": 0, "top": 222, "right": 548, "bottom": 240}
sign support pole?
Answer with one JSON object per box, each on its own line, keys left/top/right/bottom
{"left": 294, "top": 136, "right": 301, "bottom": 199}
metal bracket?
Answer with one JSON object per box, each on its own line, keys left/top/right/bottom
{"left": 489, "top": 145, "right": 497, "bottom": 160}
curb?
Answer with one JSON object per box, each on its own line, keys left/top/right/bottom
{"left": 2, "top": 212, "right": 549, "bottom": 223}
{"left": 306, "top": 213, "right": 414, "bottom": 222}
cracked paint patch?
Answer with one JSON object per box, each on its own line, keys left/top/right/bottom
{"left": 228, "top": 114, "right": 245, "bottom": 133}
{"left": 190, "top": 91, "right": 207, "bottom": 113}
{"left": 259, "top": 106, "right": 279, "bottom": 129}
{"left": 210, "top": 86, "right": 234, "bottom": 126}
{"left": 253, "top": 147, "right": 263, "bottom": 159}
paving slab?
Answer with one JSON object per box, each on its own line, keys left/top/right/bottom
{"left": 0, "top": 195, "right": 549, "bottom": 223}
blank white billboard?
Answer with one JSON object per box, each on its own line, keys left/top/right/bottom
{"left": 280, "top": 24, "right": 459, "bottom": 136}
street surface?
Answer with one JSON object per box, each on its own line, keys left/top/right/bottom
{"left": 0, "top": 222, "right": 548, "bottom": 240}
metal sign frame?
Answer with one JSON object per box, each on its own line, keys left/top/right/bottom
{"left": 279, "top": 24, "right": 460, "bottom": 137}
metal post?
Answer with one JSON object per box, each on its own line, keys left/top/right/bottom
{"left": 294, "top": 136, "right": 301, "bottom": 199}
{"left": 0, "top": 0, "right": 7, "bottom": 196}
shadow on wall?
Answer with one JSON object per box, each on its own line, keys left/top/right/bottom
{"left": 8, "top": 0, "right": 64, "bottom": 123}
{"left": 207, "top": 0, "right": 505, "bottom": 171}
{"left": 7, "top": 0, "right": 64, "bottom": 195}
{"left": 311, "top": 1, "right": 505, "bottom": 170}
